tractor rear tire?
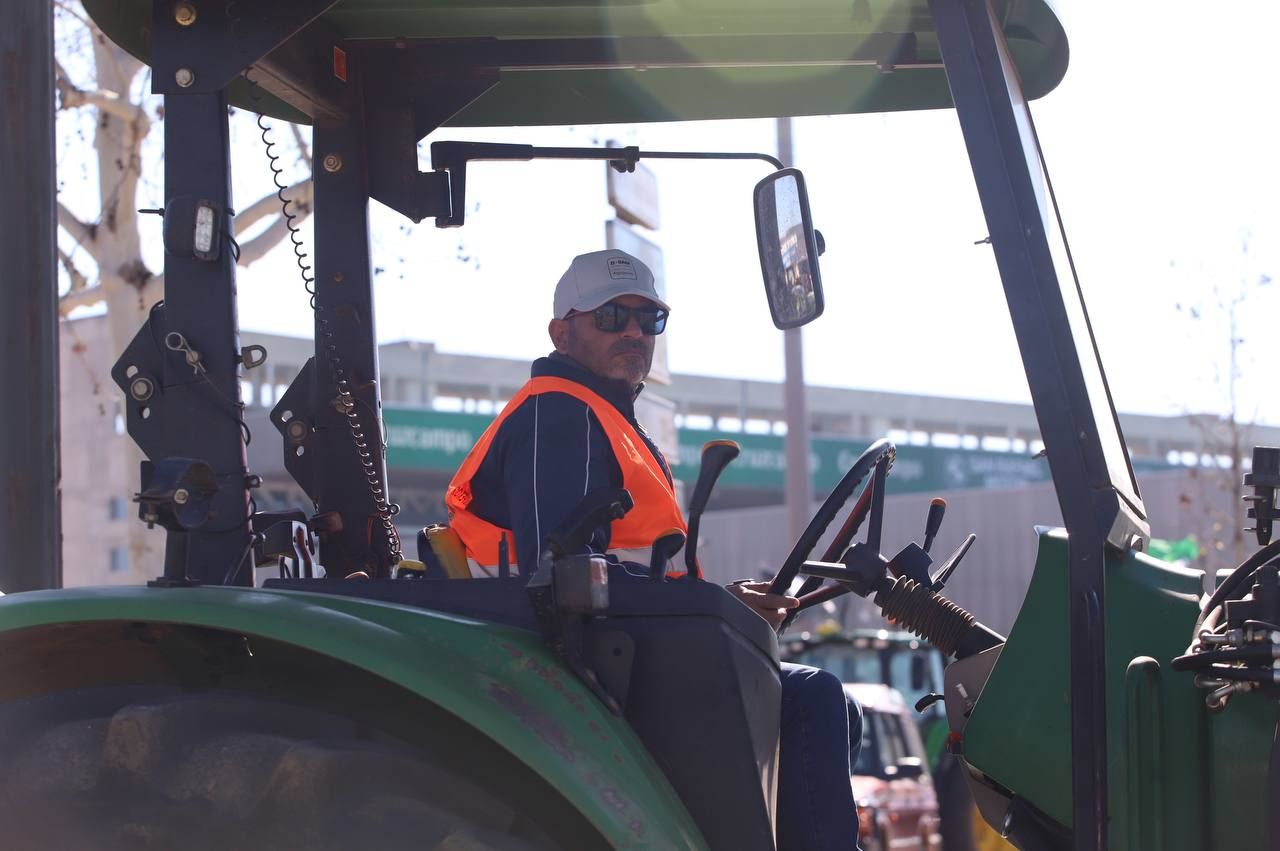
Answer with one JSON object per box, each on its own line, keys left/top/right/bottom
{"left": 0, "top": 687, "right": 560, "bottom": 851}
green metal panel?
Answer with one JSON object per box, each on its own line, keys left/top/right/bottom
{"left": 81, "top": 0, "right": 1067, "bottom": 125}
{"left": 961, "top": 528, "right": 1279, "bottom": 850}
{"left": 0, "top": 585, "right": 707, "bottom": 850}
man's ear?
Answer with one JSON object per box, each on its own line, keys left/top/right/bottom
{"left": 548, "top": 318, "right": 570, "bottom": 353}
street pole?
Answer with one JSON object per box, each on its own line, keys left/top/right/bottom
{"left": 777, "top": 117, "right": 812, "bottom": 545}
{"left": 0, "top": 0, "right": 62, "bottom": 591}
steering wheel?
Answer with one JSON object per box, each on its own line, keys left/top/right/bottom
{"left": 767, "top": 439, "right": 895, "bottom": 609}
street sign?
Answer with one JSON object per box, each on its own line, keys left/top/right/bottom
{"left": 606, "top": 161, "right": 661, "bottom": 230}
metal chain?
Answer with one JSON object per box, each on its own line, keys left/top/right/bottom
{"left": 316, "top": 310, "right": 402, "bottom": 564}
{"left": 245, "top": 70, "right": 401, "bottom": 567}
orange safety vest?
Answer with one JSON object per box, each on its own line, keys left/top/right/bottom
{"left": 445, "top": 376, "right": 691, "bottom": 576}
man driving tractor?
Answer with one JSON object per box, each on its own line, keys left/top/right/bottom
{"left": 445, "top": 248, "right": 863, "bottom": 849}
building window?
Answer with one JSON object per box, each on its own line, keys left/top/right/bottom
{"left": 109, "top": 547, "right": 129, "bottom": 574}
{"left": 107, "top": 496, "right": 127, "bottom": 521}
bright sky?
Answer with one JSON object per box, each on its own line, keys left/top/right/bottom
{"left": 74, "top": 1, "right": 1280, "bottom": 425}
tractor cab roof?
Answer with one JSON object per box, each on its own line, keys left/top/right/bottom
{"left": 83, "top": 0, "right": 1068, "bottom": 126}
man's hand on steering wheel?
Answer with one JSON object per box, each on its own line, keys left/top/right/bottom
{"left": 726, "top": 580, "right": 799, "bottom": 631}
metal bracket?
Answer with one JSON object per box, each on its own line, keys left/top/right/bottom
{"left": 151, "top": 0, "right": 347, "bottom": 120}
{"left": 239, "top": 344, "right": 268, "bottom": 370}
{"left": 358, "top": 48, "right": 499, "bottom": 222}
{"left": 363, "top": 105, "right": 454, "bottom": 222}
{"left": 271, "top": 357, "right": 318, "bottom": 503}
{"left": 110, "top": 303, "right": 205, "bottom": 459}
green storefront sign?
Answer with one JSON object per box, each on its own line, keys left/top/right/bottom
{"left": 383, "top": 407, "right": 493, "bottom": 471}
{"left": 673, "top": 429, "right": 1059, "bottom": 494}
{"left": 385, "top": 406, "right": 1171, "bottom": 495}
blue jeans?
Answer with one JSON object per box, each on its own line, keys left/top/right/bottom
{"left": 777, "top": 663, "right": 863, "bottom": 851}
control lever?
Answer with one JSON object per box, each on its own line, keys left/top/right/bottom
{"left": 684, "top": 440, "right": 740, "bottom": 578}
{"left": 930, "top": 533, "right": 976, "bottom": 592}
{"left": 1244, "top": 446, "right": 1280, "bottom": 546}
{"left": 922, "top": 498, "right": 946, "bottom": 554}
{"left": 527, "top": 488, "right": 635, "bottom": 717}
{"left": 650, "top": 528, "right": 688, "bottom": 581}
{"left": 497, "top": 533, "right": 510, "bottom": 579}
{"left": 541, "top": 488, "right": 635, "bottom": 564}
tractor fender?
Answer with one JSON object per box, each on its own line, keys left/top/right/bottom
{"left": 0, "top": 585, "right": 707, "bottom": 850}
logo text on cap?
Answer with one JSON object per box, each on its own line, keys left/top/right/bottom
{"left": 607, "top": 258, "right": 638, "bottom": 280}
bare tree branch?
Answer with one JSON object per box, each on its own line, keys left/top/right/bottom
{"left": 58, "top": 286, "right": 106, "bottom": 317}
{"left": 55, "top": 44, "right": 149, "bottom": 132}
{"left": 235, "top": 179, "right": 313, "bottom": 234}
{"left": 236, "top": 216, "right": 297, "bottom": 266}
{"left": 58, "top": 80, "right": 149, "bottom": 127}
{"left": 53, "top": 0, "right": 94, "bottom": 31}
{"left": 57, "top": 200, "right": 96, "bottom": 248}
{"left": 52, "top": 56, "right": 76, "bottom": 102}
{"left": 57, "top": 246, "right": 90, "bottom": 293}
{"left": 290, "top": 123, "right": 313, "bottom": 170}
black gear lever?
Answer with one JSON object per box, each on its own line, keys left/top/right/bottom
{"left": 930, "top": 533, "right": 976, "bottom": 592}
{"left": 541, "top": 488, "right": 635, "bottom": 564}
{"left": 684, "top": 440, "right": 740, "bottom": 578}
{"left": 922, "top": 498, "right": 946, "bottom": 554}
{"left": 650, "top": 528, "right": 687, "bottom": 581}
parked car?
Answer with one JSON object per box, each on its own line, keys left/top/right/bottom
{"left": 849, "top": 683, "right": 943, "bottom": 851}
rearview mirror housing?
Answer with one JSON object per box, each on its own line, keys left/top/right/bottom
{"left": 753, "top": 168, "right": 825, "bottom": 330}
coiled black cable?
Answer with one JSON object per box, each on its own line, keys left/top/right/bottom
{"left": 244, "top": 71, "right": 402, "bottom": 568}
{"left": 253, "top": 106, "right": 316, "bottom": 306}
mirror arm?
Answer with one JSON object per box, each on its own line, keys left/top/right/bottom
{"left": 428, "top": 141, "right": 783, "bottom": 226}
{"left": 636, "top": 150, "right": 784, "bottom": 170}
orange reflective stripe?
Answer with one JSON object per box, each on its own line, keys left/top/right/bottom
{"left": 445, "top": 376, "right": 689, "bottom": 571}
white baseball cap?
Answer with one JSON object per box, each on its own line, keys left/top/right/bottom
{"left": 553, "top": 249, "right": 670, "bottom": 319}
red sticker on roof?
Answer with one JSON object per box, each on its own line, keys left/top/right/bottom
{"left": 333, "top": 46, "right": 348, "bottom": 82}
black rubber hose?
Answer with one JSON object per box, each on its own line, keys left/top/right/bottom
{"left": 1194, "top": 540, "right": 1280, "bottom": 639}
{"left": 873, "top": 576, "right": 1006, "bottom": 659}
{"left": 1189, "top": 665, "right": 1279, "bottom": 685}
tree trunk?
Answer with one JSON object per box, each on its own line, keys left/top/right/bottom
{"left": 87, "top": 37, "right": 165, "bottom": 580}
{"left": 59, "top": 11, "right": 312, "bottom": 583}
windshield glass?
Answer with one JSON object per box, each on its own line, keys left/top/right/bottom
{"left": 986, "top": 3, "right": 1143, "bottom": 515}
{"left": 790, "top": 645, "right": 881, "bottom": 684}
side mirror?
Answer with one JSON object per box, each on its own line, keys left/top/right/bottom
{"left": 753, "top": 168, "right": 825, "bottom": 330}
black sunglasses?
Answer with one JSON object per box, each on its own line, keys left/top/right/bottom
{"left": 573, "top": 302, "right": 668, "bottom": 335}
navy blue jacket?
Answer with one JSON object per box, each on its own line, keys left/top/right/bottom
{"left": 466, "top": 353, "right": 675, "bottom": 573}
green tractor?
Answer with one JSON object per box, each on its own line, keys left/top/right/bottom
{"left": 3, "top": 2, "right": 1277, "bottom": 850}
{"left": 783, "top": 627, "right": 948, "bottom": 761}
{"left": 783, "top": 626, "right": 985, "bottom": 850}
